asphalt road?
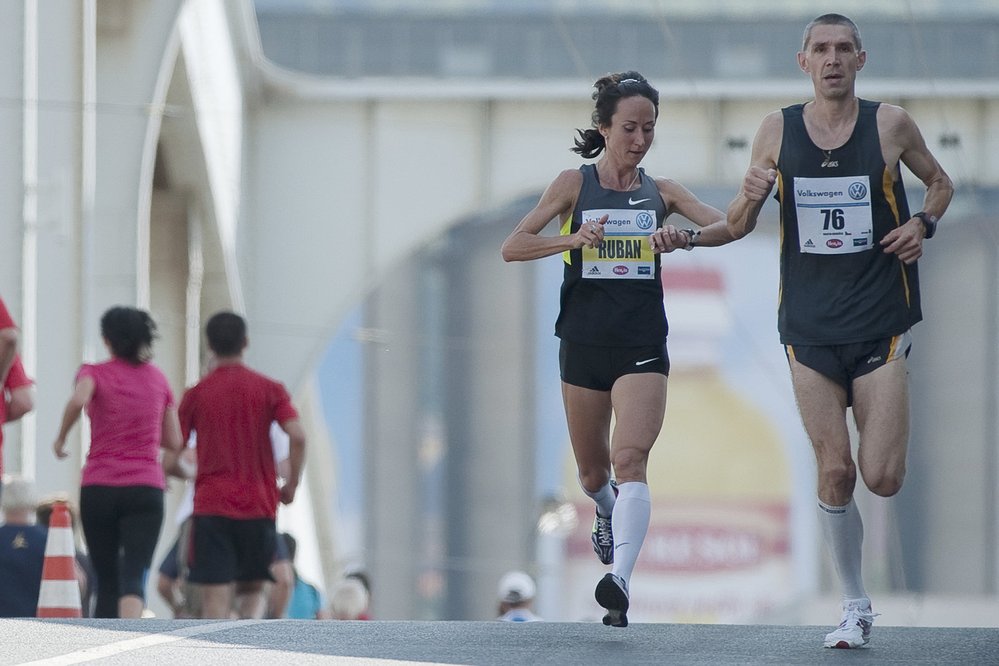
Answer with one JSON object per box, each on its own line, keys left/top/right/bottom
{"left": 0, "top": 619, "right": 996, "bottom": 665}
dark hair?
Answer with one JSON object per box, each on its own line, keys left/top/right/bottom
{"left": 802, "top": 14, "right": 862, "bottom": 51}
{"left": 572, "top": 71, "right": 660, "bottom": 159}
{"left": 205, "top": 311, "right": 247, "bottom": 357}
{"left": 345, "top": 570, "right": 371, "bottom": 594}
{"left": 100, "top": 306, "right": 156, "bottom": 364}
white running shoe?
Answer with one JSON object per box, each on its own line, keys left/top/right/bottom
{"left": 823, "top": 598, "right": 877, "bottom": 649}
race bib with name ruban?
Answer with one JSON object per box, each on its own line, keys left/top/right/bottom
{"left": 794, "top": 175, "right": 873, "bottom": 255}
{"left": 580, "top": 208, "right": 657, "bottom": 279}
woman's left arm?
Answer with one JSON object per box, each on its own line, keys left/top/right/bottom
{"left": 53, "top": 376, "right": 95, "bottom": 459}
{"left": 649, "top": 179, "right": 736, "bottom": 252}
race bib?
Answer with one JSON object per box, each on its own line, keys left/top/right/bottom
{"left": 580, "top": 208, "right": 657, "bottom": 279}
{"left": 794, "top": 176, "right": 873, "bottom": 255}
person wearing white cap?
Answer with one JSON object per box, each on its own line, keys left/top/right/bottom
{"left": 0, "top": 475, "right": 46, "bottom": 617}
{"left": 496, "top": 570, "right": 542, "bottom": 622}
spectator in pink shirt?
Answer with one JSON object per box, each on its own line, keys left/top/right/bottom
{"left": 53, "top": 306, "right": 183, "bottom": 618}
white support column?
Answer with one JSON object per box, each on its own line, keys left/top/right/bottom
{"left": 0, "top": 6, "right": 25, "bottom": 291}
{"left": 29, "top": 0, "right": 88, "bottom": 497}
{"left": 17, "top": 1, "right": 37, "bottom": 478}
{"left": 0, "top": 2, "right": 29, "bottom": 476}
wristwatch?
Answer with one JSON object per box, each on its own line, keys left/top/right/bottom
{"left": 913, "top": 212, "right": 938, "bottom": 240}
{"left": 680, "top": 228, "right": 700, "bottom": 251}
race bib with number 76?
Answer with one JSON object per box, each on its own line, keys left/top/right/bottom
{"left": 794, "top": 175, "right": 873, "bottom": 255}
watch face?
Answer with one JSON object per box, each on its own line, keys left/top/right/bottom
{"left": 917, "top": 213, "right": 937, "bottom": 238}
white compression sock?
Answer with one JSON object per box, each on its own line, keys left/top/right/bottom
{"left": 581, "top": 478, "right": 616, "bottom": 518}
{"left": 611, "top": 481, "right": 651, "bottom": 586}
{"left": 817, "top": 498, "right": 868, "bottom": 601}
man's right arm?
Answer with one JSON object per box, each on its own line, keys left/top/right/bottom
{"left": 727, "top": 111, "right": 782, "bottom": 239}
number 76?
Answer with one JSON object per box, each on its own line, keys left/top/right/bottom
{"left": 821, "top": 208, "right": 845, "bottom": 230}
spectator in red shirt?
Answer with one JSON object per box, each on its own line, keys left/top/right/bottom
{"left": 179, "top": 311, "right": 306, "bottom": 619}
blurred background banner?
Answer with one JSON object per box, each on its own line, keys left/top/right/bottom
{"left": 0, "top": 0, "right": 996, "bottom": 624}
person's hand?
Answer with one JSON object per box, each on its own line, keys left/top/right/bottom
{"left": 279, "top": 479, "right": 298, "bottom": 505}
{"left": 649, "top": 225, "right": 691, "bottom": 253}
{"left": 177, "top": 448, "right": 198, "bottom": 478}
{"left": 880, "top": 217, "right": 924, "bottom": 264}
{"left": 53, "top": 438, "right": 68, "bottom": 459}
{"left": 574, "top": 214, "right": 607, "bottom": 249}
{"left": 743, "top": 167, "right": 777, "bottom": 202}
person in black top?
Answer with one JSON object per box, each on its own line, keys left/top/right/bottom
{"left": 727, "top": 14, "right": 953, "bottom": 649}
{"left": 502, "top": 71, "right": 733, "bottom": 627}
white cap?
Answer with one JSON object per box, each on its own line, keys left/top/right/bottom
{"left": 1, "top": 475, "right": 37, "bottom": 512}
{"left": 497, "top": 570, "right": 536, "bottom": 603}
{"left": 329, "top": 577, "right": 370, "bottom": 620}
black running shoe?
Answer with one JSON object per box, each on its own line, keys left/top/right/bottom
{"left": 595, "top": 573, "right": 629, "bottom": 628}
{"left": 591, "top": 510, "right": 613, "bottom": 565}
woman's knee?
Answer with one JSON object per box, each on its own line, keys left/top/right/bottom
{"left": 577, "top": 467, "right": 612, "bottom": 494}
{"left": 611, "top": 447, "right": 650, "bottom": 482}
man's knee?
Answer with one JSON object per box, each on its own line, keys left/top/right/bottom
{"left": 863, "top": 466, "right": 905, "bottom": 497}
{"left": 816, "top": 452, "right": 857, "bottom": 487}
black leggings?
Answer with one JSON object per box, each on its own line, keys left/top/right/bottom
{"left": 79, "top": 485, "right": 164, "bottom": 618}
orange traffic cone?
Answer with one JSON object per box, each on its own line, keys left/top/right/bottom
{"left": 36, "top": 500, "right": 82, "bottom": 618}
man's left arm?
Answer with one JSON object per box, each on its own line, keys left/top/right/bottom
{"left": 278, "top": 417, "right": 306, "bottom": 505}
{"left": 880, "top": 105, "right": 955, "bottom": 264}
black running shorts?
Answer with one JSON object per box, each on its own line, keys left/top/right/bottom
{"left": 559, "top": 340, "right": 669, "bottom": 391}
{"left": 785, "top": 331, "right": 912, "bottom": 406}
{"left": 162, "top": 517, "right": 289, "bottom": 579}
{"left": 186, "top": 515, "right": 278, "bottom": 585}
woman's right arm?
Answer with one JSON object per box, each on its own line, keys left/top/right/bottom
{"left": 501, "top": 169, "right": 594, "bottom": 262}
{"left": 53, "top": 375, "right": 95, "bottom": 459}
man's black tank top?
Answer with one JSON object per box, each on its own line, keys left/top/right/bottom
{"left": 555, "top": 164, "right": 668, "bottom": 346}
{"left": 775, "top": 99, "right": 921, "bottom": 345}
